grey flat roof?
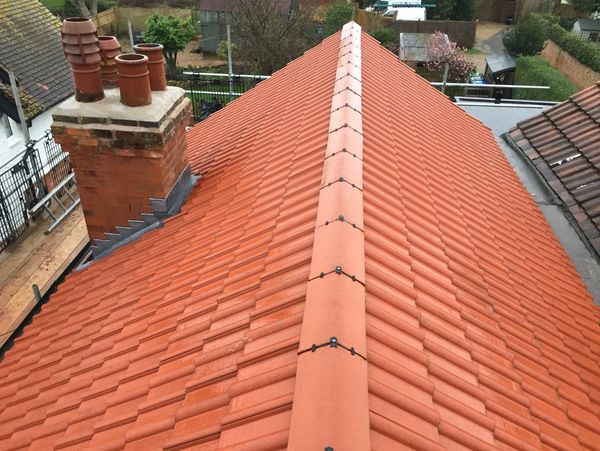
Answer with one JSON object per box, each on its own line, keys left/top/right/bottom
{"left": 456, "top": 98, "right": 553, "bottom": 136}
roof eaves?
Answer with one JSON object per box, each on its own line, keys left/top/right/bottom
{"left": 287, "top": 22, "right": 371, "bottom": 450}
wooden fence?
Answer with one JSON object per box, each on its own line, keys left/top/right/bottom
{"left": 355, "top": 9, "right": 477, "bottom": 48}
{"left": 90, "top": 7, "right": 116, "bottom": 35}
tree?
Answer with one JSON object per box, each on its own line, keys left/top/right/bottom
{"left": 324, "top": 0, "right": 354, "bottom": 37}
{"left": 425, "top": 31, "right": 476, "bottom": 82}
{"left": 503, "top": 15, "right": 547, "bottom": 56}
{"left": 432, "top": 0, "right": 475, "bottom": 20}
{"left": 230, "top": 0, "right": 317, "bottom": 74}
{"left": 71, "top": 0, "right": 97, "bottom": 16}
{"left": 144, "top": 14, "right": 196, "bottom": 74}
{"left": 432, "top": 0, "right": 456, "bottom": 19}
{"left": 452, "top": 0, "right": 475, "bottom": 21}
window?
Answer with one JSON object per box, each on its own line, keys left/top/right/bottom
{"left": 0, "top": 113, "right": 13, "bottom": 139}
{"left": 589, "top": 32, "right": 600, "bottom": 42}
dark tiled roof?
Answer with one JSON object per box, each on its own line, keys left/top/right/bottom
{"left": 509, "top": 82, "right": 600, "bottom": 257}
{"left": 0, "top": 0, "right": 73, "bottom": 120}
{"left": 0, "top": 23, "right": 599, "bottom": 450}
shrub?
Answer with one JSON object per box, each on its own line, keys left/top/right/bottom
{"left": 425, "top": 31, "right": 476, "bottom": 82}
{"left": 523, "top": 13, "right": 600, "bottom": 72}
{"left": 503, "top": 15, "right": 547, "bottom": 56}
{"left": 216, "top": 40, "right": 239, "bottom": 60}
{"left": 144, "top": 14, "right": 197, "bottom": 72}
{"left": 369, "top": 28, "right": 396, "bottom": 45}
{"left": 515, "top": 56, "right": 578, "bottom": 101}
{"left": 545, "top": 20, "right": 600, "bottom": 72}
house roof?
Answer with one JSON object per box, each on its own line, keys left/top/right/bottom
{"left": 0, "top": 0, "right": 73, "bottom": 121}
{"left": 1, "top": 23, "right": 600, "bottom": 450}
{"left": 508, "top": 82, "right": 600, "bottom": 258}
{"left": 485, "top": 52, "right": 516, "bottom": 74}
{"left": 575, "top": 18, "right": 600, "bottom": 32}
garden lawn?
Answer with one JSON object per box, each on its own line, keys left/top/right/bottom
{"left": 514, "top": 56, "right": 578, "bottom": 102}
{"left": 41, "top": 0, "right": 65, "bottom": 10}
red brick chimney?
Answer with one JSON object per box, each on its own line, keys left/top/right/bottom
{"left": 51, "top": 87, "right": 194, "bottom": 256}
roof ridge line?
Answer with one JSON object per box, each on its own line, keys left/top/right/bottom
{"left": 287, "top": 22, "right": 371, "bottom": 450}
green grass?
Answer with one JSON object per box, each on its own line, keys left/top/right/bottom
{"left": 514, "top": 56, "right": 578, "bottom": 102}
{"left": 41, "top": 0, "right": 65, "bottom": 10}
{"left": 465, "top": 48, "right": 483, "bottom": 55}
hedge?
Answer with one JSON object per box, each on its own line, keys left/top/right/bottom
{"left": 514, "top": 56, "right": 578, "bottom": 102}
{"left": 530, "top": 14, "right": 600, "bottom": 73}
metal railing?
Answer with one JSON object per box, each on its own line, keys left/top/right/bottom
{"left": 0, "top": 131, "right": 73, "bottom": 252}
{"left": 182, "top": 72, "right": 270, "bottom": 121}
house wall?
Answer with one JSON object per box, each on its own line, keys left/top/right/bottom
{"left": 540, "top": 40, "right": 600, "bottom": 90}
{"left": 200, "top": 11, "right": 229, "bottom": 53}
{"left": 0, "top": 109, "right": 56, "bottom": 170}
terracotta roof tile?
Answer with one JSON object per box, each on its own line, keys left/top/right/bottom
{"left": 1, "top": 22, "right": 600, "bottom": 450}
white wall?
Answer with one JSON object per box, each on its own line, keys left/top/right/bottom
{"left": 0, "top": 108, "right": 57, "bottom": 170}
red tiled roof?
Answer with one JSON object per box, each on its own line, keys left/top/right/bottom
{"left": 508, "top": 82, "right": 600, "bottom": 258}
{"left": 1, "top": 23, "right": 600, "bottom": 450}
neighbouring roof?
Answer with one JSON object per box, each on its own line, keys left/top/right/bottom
{"left": 508, "top": 82, "right": 600, "bottom": 258}
{"left": 0, "top": 0, "right": 73, "bottom": 121}
{"left": 575, "top": 18, "right": 600, "bottom": 31}
{"left": 1, "top": 23, "right": 600, "bottom": 450}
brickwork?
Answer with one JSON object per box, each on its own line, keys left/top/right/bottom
{"left": 541, "top": 40, "right": 600, "bottom": 90}
{"left": 52, "top": 92, "right": 192, "bottom": 240}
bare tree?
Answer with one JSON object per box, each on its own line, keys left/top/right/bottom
{"left": 229, "top": 0, "right": 317, "bottom": 74}
{"left": 72, "top": 0, "right": 98, "bottom": 17}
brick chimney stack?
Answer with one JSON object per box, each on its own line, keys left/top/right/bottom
{"left": 51, "top": 88, "right": 195, "bottom": 255}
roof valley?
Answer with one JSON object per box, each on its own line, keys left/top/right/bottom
{"left": 287, "top": 22, "right": 371, "bottom": 450}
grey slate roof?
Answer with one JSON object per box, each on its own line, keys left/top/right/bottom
{"left": 0, "top": 0, "right": 73, "bottom": 120}
{"left": 575, "top": 18, "right": 600, "bottom": 32}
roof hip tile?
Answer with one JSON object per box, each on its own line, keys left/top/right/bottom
{"left": 287, "top": 22, "right": 371, "bottom": 451}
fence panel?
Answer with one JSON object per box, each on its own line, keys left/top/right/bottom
{"left": 183, "top": 73, "right": 268, "bottom": 121}
{"left": 0, "top": 132, "right": 72, "bottom": 252}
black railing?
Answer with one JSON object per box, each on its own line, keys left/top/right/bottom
{"left": 183, "top": 72, "right": 269, "bottom": 121}
{"left": 0, "top": 131, "right": 72, "bottom": 252}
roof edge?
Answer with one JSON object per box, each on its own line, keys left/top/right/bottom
{"left": 287, "top": 22, "right": 371, "bottom": 450}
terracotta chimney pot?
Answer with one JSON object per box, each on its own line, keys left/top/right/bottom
{"left": 61, "top": 17, "right": 104, "bottom": 102}
{"left": 134, "top": 43, "right": 167, "bottom": 91}
{"left": 98, "top": 36, "right": 121, "bottom": 87}
{"left": 115, "top": 53, "right": 152, "bottom": 107}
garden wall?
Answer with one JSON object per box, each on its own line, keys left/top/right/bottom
{"left": 541, "top": 40, "right": 600, "bottom": 90}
